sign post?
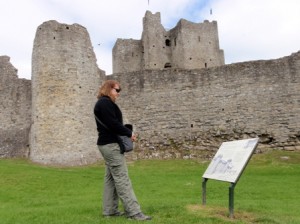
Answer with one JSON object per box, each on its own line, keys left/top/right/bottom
{"left": 229, "top": 182, "right": 236, "bottom": 218}
{"left": 202, "top": 178, "right": 208, "bottom": 205}
{"left": 202, "top": 138, "right": 259, "bottom": 218}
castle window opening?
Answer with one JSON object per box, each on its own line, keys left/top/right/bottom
{"left": 53, "top": 37, "right": 56, "bottom": 39}
{"left": 165, "top": 39, "right": 171, "bottom": 46}
{"left": 205, "top": 63, "right": 207, "bottom": 68}
{"left": 191, "top": 124, "right": 194, "bottom": 128}
{"left": 198, "top": 36, "right": 201, "bottom": 42}
{"left": 174, "top": 38, "right": 177, "bottom": 46}
{"left": 189, "top": 57, "right": 192, "bottom": 60}
{"left": 164, "top": 62, "right": 172, "bottom": 68}
{"left": 66, "top": 26, "right": 69, "bottom": 29}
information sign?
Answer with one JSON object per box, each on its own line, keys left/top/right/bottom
{"left": 203, "top": 138, "right": 259, "bottom": 183}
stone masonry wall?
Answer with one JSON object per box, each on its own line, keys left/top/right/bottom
{"left": 113, "top": 39, "right": 143, "bottom": 73}
{"left": 0, "top": 56, "right": 31, "bottom": 158}
{"left": 169, "top": 19, "right": 224, "bottom": 69}
{"left": 110, "top": 51, "right": 300, "bottom": 160}
{"left": 30, "top": 21, "right": 105, "bottom": 166}
{"left": 1, "top": 19, "right": 299, "bottom": 165}
{"left": 113, "top": 11, "right": 224, "bottom": 74}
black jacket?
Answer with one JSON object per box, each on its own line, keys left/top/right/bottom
{"left": 94, "top": 96, "right": 132, "bottom": 145}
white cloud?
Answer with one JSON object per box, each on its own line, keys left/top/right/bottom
{"left": 0, "top": 0, "right": 299, "bottom": 79}
{"left": 206, "top": 0, "right": 300, "bottom": 63}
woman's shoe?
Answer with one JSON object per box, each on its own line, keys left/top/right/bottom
{"left": 129, "top": 212, "right": 152, "bottom": 221}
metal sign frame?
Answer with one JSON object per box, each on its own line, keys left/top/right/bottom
{"left": 201, "top": 138, "right": 259, "bottom": 218}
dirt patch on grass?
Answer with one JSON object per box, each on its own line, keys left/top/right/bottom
{"left": 186, "top": 204, "right": 257, "bottom": 223}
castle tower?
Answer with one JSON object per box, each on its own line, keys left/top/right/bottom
{"left": 112, "top": 10, "right": 224, "bottom": 73}
{"left": 169, "top": 19, "right": 224, "bottom": 69}
{"left": 30, "top": 21, "right": 104, "bottom": 166}
{"left": 141, "top": 11, "right": 171, "bottom": 70}
{"left": 112, "top": 38, "right": 143, "bottom": 73}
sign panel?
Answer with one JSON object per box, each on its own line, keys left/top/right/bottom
{"left": 202, "top": 138, "right": 259, "bottom": 183}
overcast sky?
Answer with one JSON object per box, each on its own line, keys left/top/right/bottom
{"left": 1, "top": 0, "right": 299, "bottom": 80}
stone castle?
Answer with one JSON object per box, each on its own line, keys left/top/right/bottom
{"left": 113, "top": 11, "right": 224, "bottom": 73}
{"left": 1, "top": 11, "right": 299, "bottom": 166}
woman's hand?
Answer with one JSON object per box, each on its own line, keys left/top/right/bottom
{"left": 131, "top": 133, "right": 138, "bottom": 142}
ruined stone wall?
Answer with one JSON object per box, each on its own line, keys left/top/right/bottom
{"left": 141, "top": 11, "right": 170, "bottom": 70}
{"left": 30, "top": 21, "right": 105, "bottom": 166}
{"left": 0, "top": 56, "right": 31, "bottom": 158}
{"left": 112, "top": 11, "right": 224, "bottom": 73}
{"left": 2, "top": 48, "right": 300, "bottom": 163}
{"left": 170, "top": 19, "right": 224, "bottom": 69}
{"left": 112, "top": 39, "right": 143, "bottom": 73}
{"left": 110, "top": 51, "right": 300, "bottom": 160}
{"left": 1, "top": 17, "right": 299, "bottom": 165}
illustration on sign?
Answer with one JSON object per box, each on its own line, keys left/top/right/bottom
{"left": 203, "top": 138, "right": 259, "bottom": 183}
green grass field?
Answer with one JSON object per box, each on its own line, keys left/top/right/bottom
{"left": 1, "top": 150, "right": 299, "bottom": 224}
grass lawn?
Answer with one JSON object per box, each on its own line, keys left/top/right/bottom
{"left": 0, "top": 150, "right": 300, "bottom": 224}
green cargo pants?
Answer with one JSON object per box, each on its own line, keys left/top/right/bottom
{"left": 98, "top": 143, "right": 141, "bottom": 216}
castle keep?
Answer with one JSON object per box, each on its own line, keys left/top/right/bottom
{"left": 1, "top": 11, "right": 299, "bottom": 166}
{"left": 113, "top": 11, "right": 224, "bottom": 73}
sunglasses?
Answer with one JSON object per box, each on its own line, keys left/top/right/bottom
{"left": 114, "top": 88, "right": 121, "bottom": 93}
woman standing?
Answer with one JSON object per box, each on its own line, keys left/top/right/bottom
{"left": 94, "top": 80, "right": 151, "bottom": 221}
